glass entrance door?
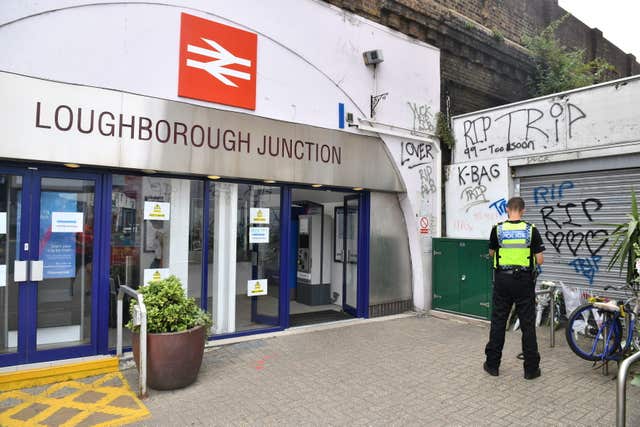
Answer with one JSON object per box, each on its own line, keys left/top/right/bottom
{"left": 0, "top": 167, "right": 101, "bottom": 366}
{"left": 342, "top": 195, "right": 359, "bottom": 316}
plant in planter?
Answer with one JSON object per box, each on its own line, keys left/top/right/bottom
{"left": 607, "top": 189, "right": 640, "bottom": 283}
{"left": 127, "top": 275, "right": 212, "bottom": 390}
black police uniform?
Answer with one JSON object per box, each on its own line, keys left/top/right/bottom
{"left": 484, "top": 220, "right": 545, "bottom": 376}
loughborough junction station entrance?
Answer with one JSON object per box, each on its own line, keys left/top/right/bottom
{"left": 0, "top": 71, "right": 403, "bottom": 366}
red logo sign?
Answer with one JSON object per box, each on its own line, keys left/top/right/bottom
{"left": 178, "top": 13, "right": 257, "bottom": 110}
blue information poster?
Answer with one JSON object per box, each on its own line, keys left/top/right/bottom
{"left": 39, "top": 192, "right": 77, "bottom": 279}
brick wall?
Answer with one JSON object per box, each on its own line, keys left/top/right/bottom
{"left": 322, "top": 0, "right": 640, "bottom": 115}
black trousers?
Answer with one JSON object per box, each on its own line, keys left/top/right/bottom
{"left": 485, "top": 270, "right": 540, "bottom": 373}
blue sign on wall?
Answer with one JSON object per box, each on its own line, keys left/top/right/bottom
{"left": 39, "top": 192, "right": 78, "bottom": 279}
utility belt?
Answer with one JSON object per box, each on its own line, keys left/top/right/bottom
{"left": 495, "top": 266, "right": 533, "bottom": 276}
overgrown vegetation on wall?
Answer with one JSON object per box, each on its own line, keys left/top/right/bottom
{"left": 523, "top": 16, "right": 614, "bottom": 97}
{"left": 436, "top": 112, "right": 455, "bottom": 149}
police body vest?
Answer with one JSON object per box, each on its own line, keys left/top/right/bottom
{"left": 494, "top": 221, "right": 534, "bottom": 269}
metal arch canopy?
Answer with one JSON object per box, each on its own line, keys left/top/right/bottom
{"left": 0, "top": 72, "right": 404, "bottom": 192}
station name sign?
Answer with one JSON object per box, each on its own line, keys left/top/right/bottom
{"left": 0, "top": 72, "right": 403, "bottom": 192}
{"left": 34, "top": 102, "right": 341, "bottom": 165}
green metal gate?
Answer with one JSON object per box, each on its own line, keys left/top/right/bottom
{"left": 432, "top": 238, "right": 492, "bottom": 319}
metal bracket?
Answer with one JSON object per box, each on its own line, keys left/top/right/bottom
{"left": 370, "top": 93, "right": 388, "bottom": 118}
{"left": 479, "top": 302, "right": 490, "bottom": 308}
{"left": 433, "top": 294, "right": 442, "bottom": 299}
{"left": 433, "top": 250, "right": 442, "bottom": 256}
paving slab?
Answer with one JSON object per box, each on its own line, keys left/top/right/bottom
{"left": 124, "top": 314, "right": 640, "bottom": 426}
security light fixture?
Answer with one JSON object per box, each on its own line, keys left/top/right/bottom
{"left": 264, "top": 180, "right": 276, "bottom": 184}
{"left": 207, "top": 175, "right": 221, "bottom": 180}
{"left": 64, "top": 163, "right": 81, "bottom": 168}
{"left": 311, "top": 184, "right": 323, "bottom": 188}
{"left": 142, "top": 169, "right": 157, "bottom": 174}
{"left": 363, "top": 49, "right": 384, "bottom": 66}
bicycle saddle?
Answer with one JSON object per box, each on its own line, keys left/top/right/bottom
{"left": 592, "top": 301, "right": 620, "bottom": 312}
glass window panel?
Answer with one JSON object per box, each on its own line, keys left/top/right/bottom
{"left": 37, "top": 177, "right": 95, "bottom": 350}
{"left": 234, "top": 183, "right": 280, "bottom": 332}
{"left": 345, "top": 198, "right": 359, "bottom": 308}
{"left": 109, "top": 175, "right": 205, "bottom": 348}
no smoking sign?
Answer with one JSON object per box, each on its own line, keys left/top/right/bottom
{"left": 419, "top": 216, "right": 430, "bottom": 234}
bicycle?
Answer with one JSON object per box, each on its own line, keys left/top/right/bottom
{"left": 565, "top": 282, "right": 640, "bottom": 363}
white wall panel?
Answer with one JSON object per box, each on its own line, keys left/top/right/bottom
{"left": 452, "top": 77, "right": 640, "bottom": 164}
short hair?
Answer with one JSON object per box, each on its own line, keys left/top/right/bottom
{"left": 507, "top": 197, "right": 525, "bottom": 211}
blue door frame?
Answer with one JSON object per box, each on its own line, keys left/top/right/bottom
{"left": 0, "top": 165, "right": 110, "bottom": 367}
{"left": 342, "top": 193, "right": 370, "bottom": 318}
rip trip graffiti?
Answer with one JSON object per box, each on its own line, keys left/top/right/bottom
{"left": 460, "top": 102, "right": 587, "bottom": 160}
{"left": 408, "top": 102, "right": 435, "bottom": 133}
{"left": 534, "top": 181, "right": 609, "bottom": 284}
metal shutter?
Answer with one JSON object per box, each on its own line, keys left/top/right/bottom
{"left": 519, "top": 168, "right": 640, "bottom": 294}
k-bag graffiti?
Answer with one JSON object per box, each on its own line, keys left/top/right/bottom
{"left": 445, "top": 158, "right": 508, "bottom": 239}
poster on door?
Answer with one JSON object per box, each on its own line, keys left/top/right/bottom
{"left": 250, "top": 208, "right": 270, "bottom": 224}
{"left": 143, "top": 268, "right": 170, "bottom": 285}
{"left": 249, "top": 227, "right": 269, "bottom": 243}
{"left": 40, "top": 192, "right": 78, "bottom": 279}
{"left": 247, "top": 279, "right": 267, "bottom": 296}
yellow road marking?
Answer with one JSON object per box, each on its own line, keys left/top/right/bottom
{"left": 0, "top": 357, "right": 119, "bottom": 392}
{"left": 0, "top": 372, "right": 149, "bottom": 427}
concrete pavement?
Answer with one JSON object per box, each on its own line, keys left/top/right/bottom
{"left": 128, "top": 313, "right": 640, "bottom": 426}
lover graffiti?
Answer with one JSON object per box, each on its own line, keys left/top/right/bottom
{"left": 534, "top": 181, "right": 608, "bottom": 285}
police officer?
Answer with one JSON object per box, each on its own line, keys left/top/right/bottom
{"left": 483, "top": 196, "right": 545, "bottom": 380}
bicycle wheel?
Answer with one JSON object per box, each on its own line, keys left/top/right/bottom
{"left": 565, "top": 303, "right": 622, "bottom": 361}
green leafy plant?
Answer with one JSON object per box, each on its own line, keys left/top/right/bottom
{"left": 127, "top": 275, "right": 213, "bottom": 335}
{"left": 491, "top": 28, "right": 504, "bottom": 43}
{"left": 606, "top": 189, "right": 640, "bottom": 283}
{"left": 523, "top": 15, "right": 615, "bottom": 97}
{"left": 436, "top": 112, "right": 455, "bottom": 149}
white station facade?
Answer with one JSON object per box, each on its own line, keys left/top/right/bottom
{"left": 0, "top": 0, "right": 441, "bottom": 366}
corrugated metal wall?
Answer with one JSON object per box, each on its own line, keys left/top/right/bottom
{"left": 519, "top": 169, "right": 639, "bottom": 294}
{"left": 368, "top": 192, "right": 412, "bottom": 311}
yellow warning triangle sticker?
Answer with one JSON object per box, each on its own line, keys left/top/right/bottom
{"left": 251, "top": 281, "right": 263, "bottom": 294}
{"left": 149, "top": 204, "right": 165, "bottom": 218}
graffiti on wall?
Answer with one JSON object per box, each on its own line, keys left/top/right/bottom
{"left": 399, "top": 139, "right": 437, "bottom": 235}
{"left": 456, "top": 162, "right": 502, "bottom": 213}
{"left": 445, "top": 159, "right": 509, "bottom": 239}
{"left": 455, "top": 101, "right": 587, "bottom": 161}
{"left": 408, "top": 102, "right": 435, "bottom": 133}
{"left": 534, "top": 180, "right": 609, "bottom": 284}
